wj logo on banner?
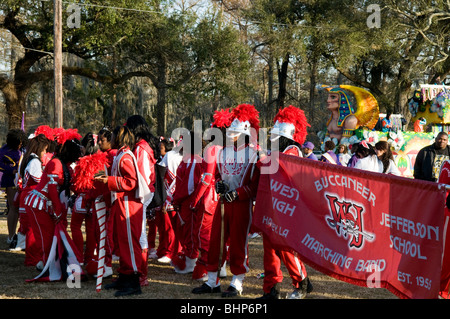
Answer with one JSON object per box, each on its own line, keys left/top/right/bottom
{"left": 325, "top": 193, "right": 375, "bottom": 249}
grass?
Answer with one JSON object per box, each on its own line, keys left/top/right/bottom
{"left": 0, "top": 193, "right": 395, "bottom": 300}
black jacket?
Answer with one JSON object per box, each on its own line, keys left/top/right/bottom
{"left": 413, "top": 144, "right": 450, "bottom": 181}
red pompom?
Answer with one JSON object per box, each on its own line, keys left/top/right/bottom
{"left": 34, "top": 125, "right": 55, "bottom": 141}
{"left": 55, "top": 128, "right": 82, "bottom": 145}
{"left": 212, "top": 108, "right": 233, "bottom": 128}
{"left": 73, "top": 151, "right": 109, "bottom": 192}
{"left": 273, "top": 105, "right": 310, "bottom": 145}
{"left": 232, "top": 104, "right": 260, "bottom": 132}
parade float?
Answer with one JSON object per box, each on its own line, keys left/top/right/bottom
{"left": 319, "top": 84, "right": 450, "bottom": 178}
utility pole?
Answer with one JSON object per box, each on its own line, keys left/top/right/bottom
{"left": 54, "top": 0, "right": 63, "bottom": 128}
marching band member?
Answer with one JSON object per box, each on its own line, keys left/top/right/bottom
{"left": 172, "top": 131, "right": 204, "bottom": 274}
{"left": 95, "top": 125, "right": 152, "bottom": 297}
{"left": 24, "top": 129, "right": 82, "bottom": 270}
{"left": 153, "top": 137, "right": 176, "bottom": 263}
{"left": 259, "top": 105, "right": 313, "bottom": 299}
{"left": 96, "top": 127, "right": 118, "bottom": 266}
{"left": 189, "top": 109, "right": 233, "bottom": 281}
{"left": 126, "top": 115, "right": 158, "bottom": 286}
{"left": 159, "top": 139, "right": 184, "bottom": 263}
{"left": 192, "top": 104, "right": 261, "bottom": 297}
{"left": 17, "top": 134, "right": 49, "bottom": 265}
{"left": 71, "top": 133, "right": 99, "bottom": 266}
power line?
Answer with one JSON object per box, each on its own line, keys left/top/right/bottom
{"left": 0, "top": 39, "right": 54, "bottom": 56}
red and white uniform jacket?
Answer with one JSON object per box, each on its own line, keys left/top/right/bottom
{"left": 190, "top": 144, "right": 222, "bottom": 214}
{"left": 172, "top": 154, "right": 204, "bottom": 207}
{"left": 217, "top": 143, "right": 260, "bottom": 201}
{"left": 106, "top": 146, "right": 151, "bottom": 273}
{"left": 19, "top": 154, "right": 43, "bottom": 213}
{"left": 159, "top": 149, "right": 183, "bottom": 210}
{"left": 24, "top": 157, "right": 72, "bottom": 218}
{"left": 108, "top": 147, "right": 151, "bottom": 208}
{"left": 134, "top": 139, "right": 156, "bottom": 193}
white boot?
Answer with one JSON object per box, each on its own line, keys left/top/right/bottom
{"left": 10, "top": 232, "right": 26, "bottom": 251}
{"left": 103, "top": 266, "right": 113, "bottom": 278}
{"left": 175, "top": 257, "right": 197, "bottom": 274}
{"left": 230, "top": 273, "right": 245, "bottom": 293}
{"left": 219, "top": 261, "right": 227, "bottom": 278}
{"left": 206, "top": 271, "right": 220, "bottom": 288}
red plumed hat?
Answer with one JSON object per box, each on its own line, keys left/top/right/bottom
{"left": 55, "top": 128, "right": 82, "bottom": 145}
{"left": 271, "top": 105, "right": 310, "bottom": 145}
{"left": 228, "top": 104, "right": 260, "bottom": 138}
{"left": 73, "top": 151, "right": 109, "bottom": 192}
{"left": 211, "top": 108, "right": 233, "bottom": 128}
{"left": 34, "top": 125, "right": 55, "bottom": 141}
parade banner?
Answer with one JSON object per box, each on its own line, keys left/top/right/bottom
{"left": 253, "top": 152, "right": 447, "bottom": 299}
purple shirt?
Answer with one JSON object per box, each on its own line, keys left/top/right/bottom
{"left": 0, "top": 144, "right": 22, "bottom": 188}
{"left": 320, "top": 151, "right": 342, "bottom": 165}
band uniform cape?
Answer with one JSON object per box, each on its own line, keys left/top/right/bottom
{"left": 26, "top": 222, "right": 85, "bottom": 283}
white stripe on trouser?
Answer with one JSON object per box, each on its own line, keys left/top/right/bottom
{"left": 124, "top": 196, "right": 138, "bottom": 272}
{"left": 294, "top": 254, "right": 307, "bottom": 280}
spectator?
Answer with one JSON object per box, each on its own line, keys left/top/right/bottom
{"left": 1, "top": 128, "right": 27, "bottom": 248}
{"left": 354, "top": 141, "right": 400, "bottom": 175}
{"left": 319, "top": 140, "right": 341, "bottom": 165}
{"left": 301, "top": 141, "right": 318, "bottom": 160}
{"left": 347, "top": 143, "right": 360, "bottom": 168}
{"left": 414, "top": 131, "right": 450, "bottom": 182}
{"left": 337, "top": 144, "right": 351, "bottom": 167}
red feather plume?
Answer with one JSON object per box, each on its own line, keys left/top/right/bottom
{"left": 34, "top": 125, "right": 55, "bottom": 141}
{"left": 73, "top": 151, "right": 109, "bottom": 192}
{"left": 273, "top": 105, "right": 310, "bottom": 145}
{"left": 212, "top": 108, "right": 233, "bottom": 128}
{"left": 55, "top": 128, "right": 82, "bottom": 145}
{"left": 231, "top": 104, "right": 260, "bottom": 132}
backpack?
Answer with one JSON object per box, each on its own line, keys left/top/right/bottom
{"left": 147, "top": 163, "right": 167, "bottom": 210}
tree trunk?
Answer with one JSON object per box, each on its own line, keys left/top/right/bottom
{"left": 395, "top": 79, "right": 413, "bottom": 117}
{"left": 277, "top": 53, "right": 290, "bottom": 108}
{"left": 2, "top": 82, "right": 28, "bottom": 130}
